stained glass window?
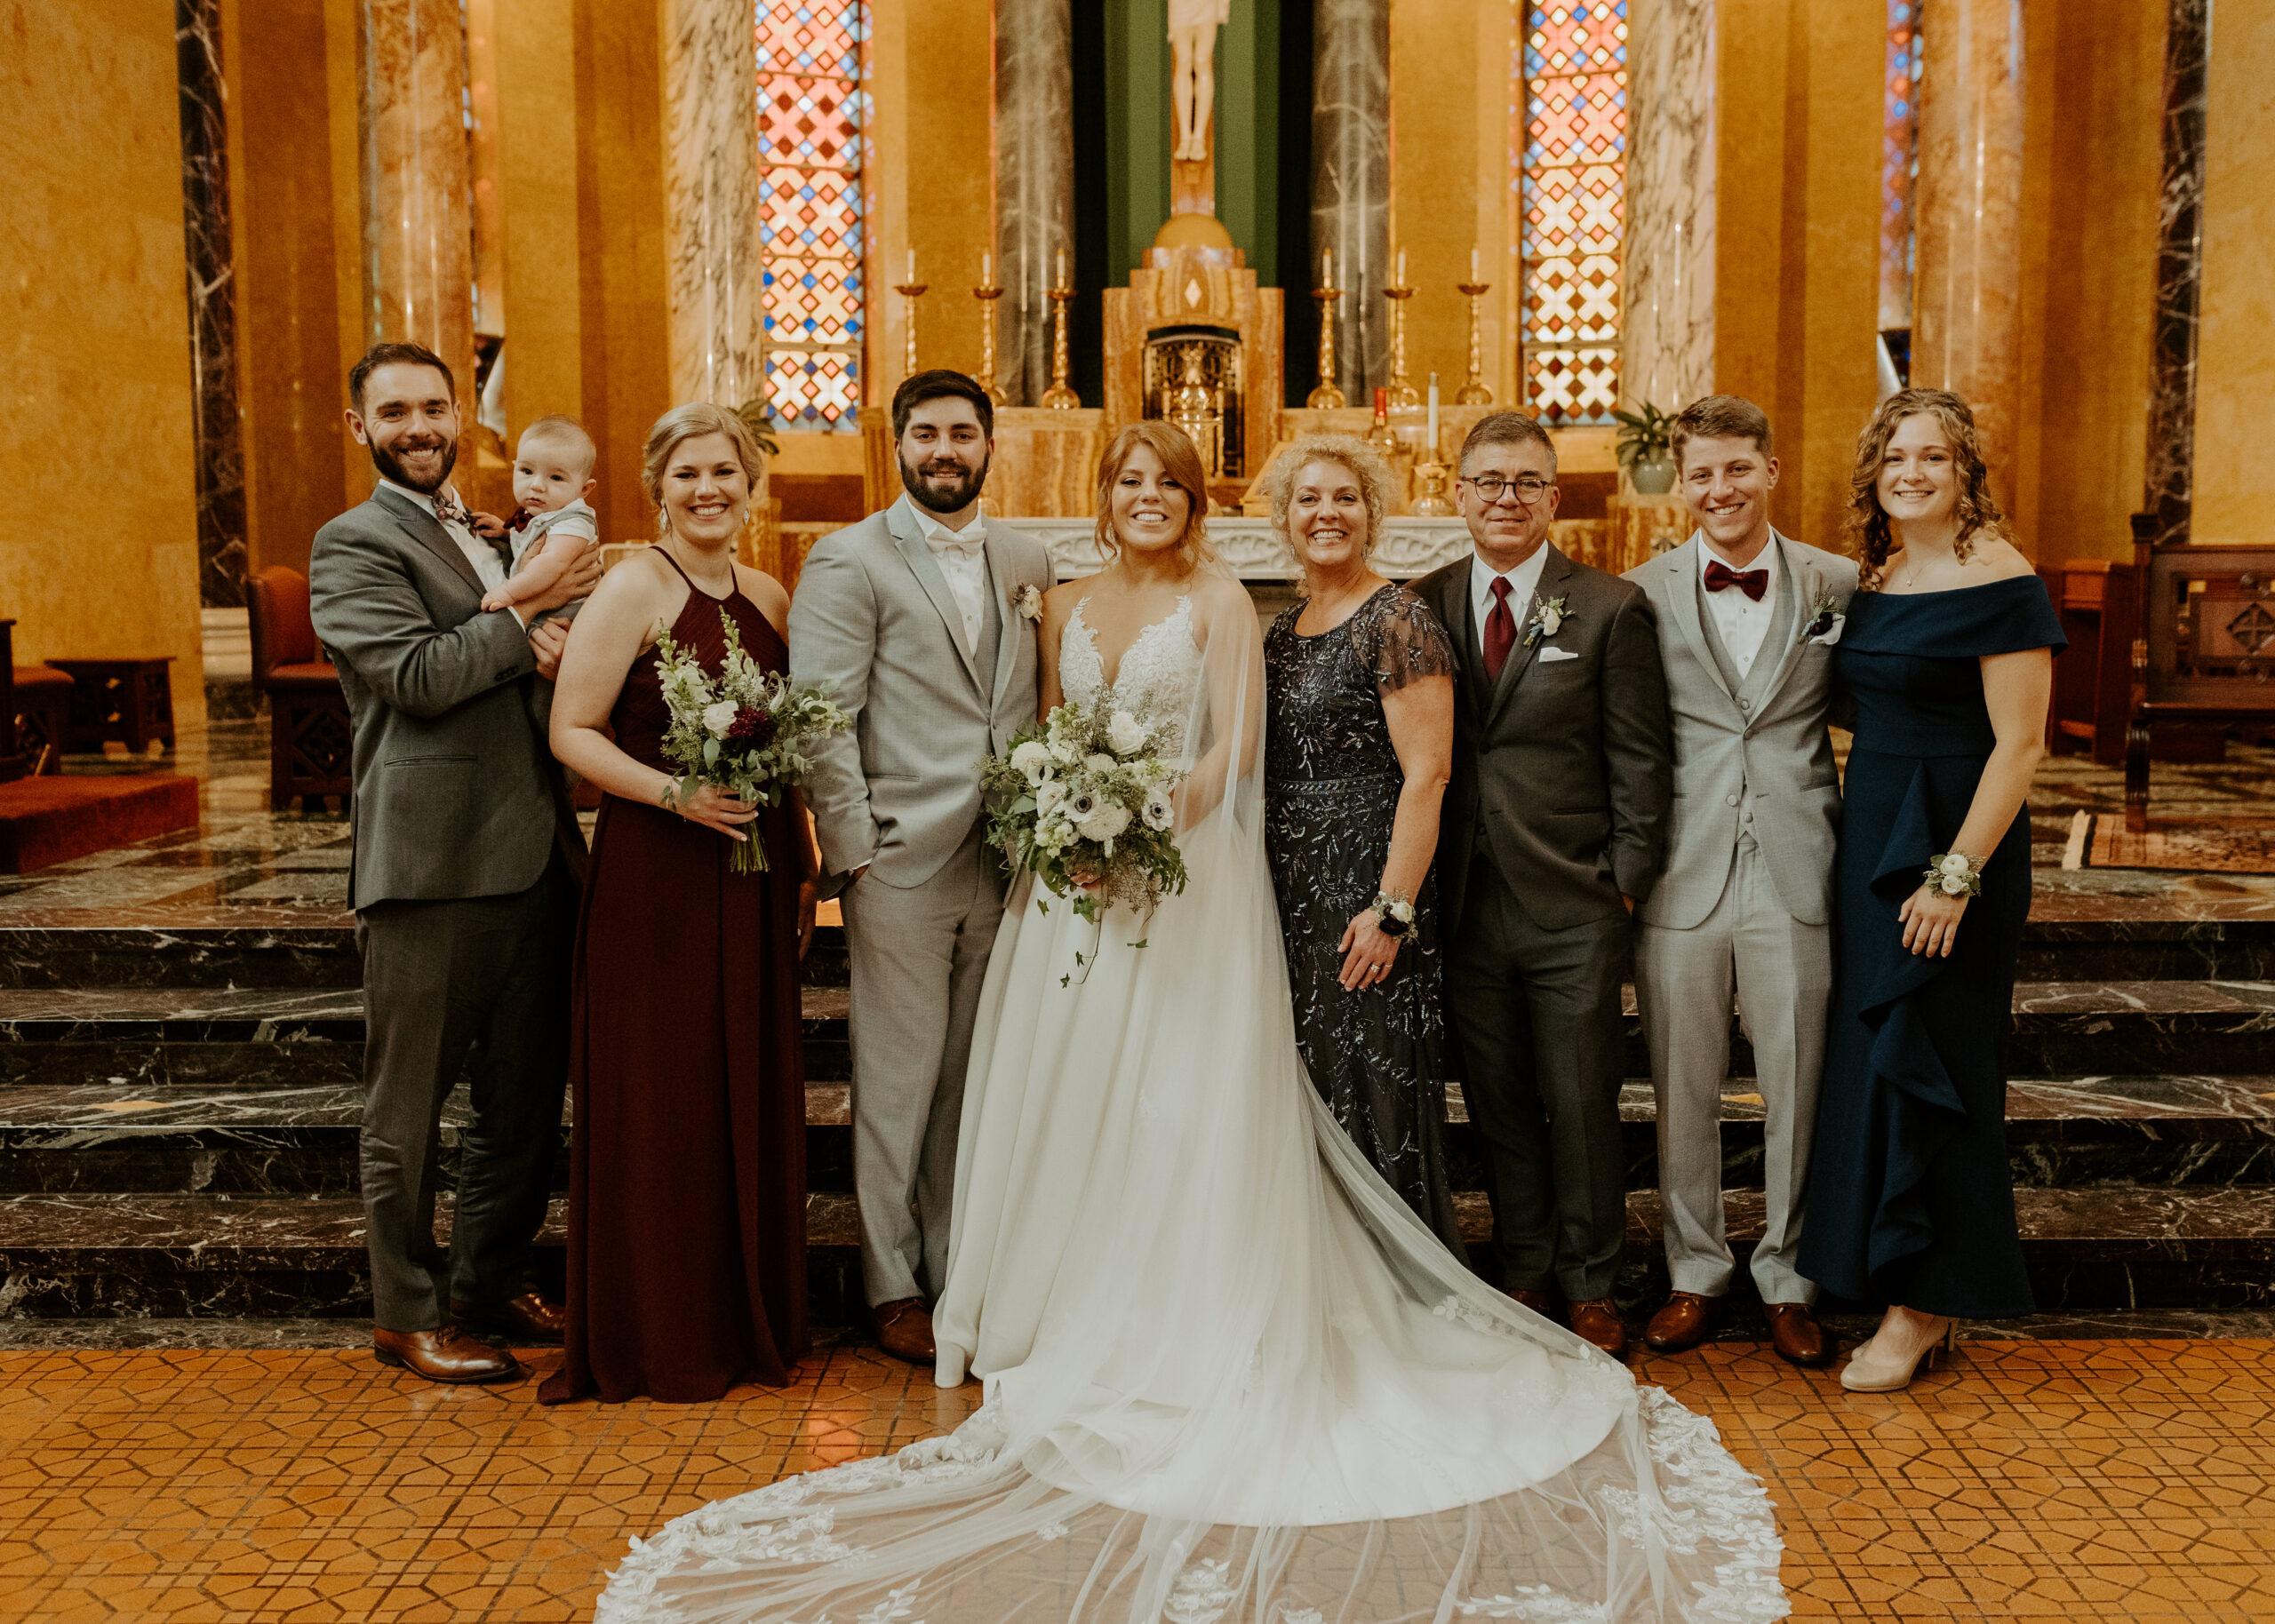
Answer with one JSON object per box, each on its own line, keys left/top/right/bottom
{"left": 1880, "top": 2, "right": 1923, "bottom": 336}
{"left": 1519, "top": 2, "right": 1627, "bottom": 426}
{"left": 758, "top": 2, "right": 868, "bottom": 431}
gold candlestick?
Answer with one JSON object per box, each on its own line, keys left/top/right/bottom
{"left": 1409, "top": 461, "right": 1457, "bottom": 516}
{"left": 974, "top": 280, "right": 1005, "bottom": 405}
{"left": 1042, "top": 279, "right": 1080, "bottom": 409}
{"left": 1383, "top": 283, "right": 1420, "bottom": 409}
{"left": 894, "top": 281, "right": 928, "bottom": 377}
{"left": 1456, "top": 281, "right": 1495, "bottom": 404}
{"left": 1306, "top": 281, "right": 1346, "bottom": 409}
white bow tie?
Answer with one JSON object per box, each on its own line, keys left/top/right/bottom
{"left": 927, "top": 535, "right": 985, "bottom": 559}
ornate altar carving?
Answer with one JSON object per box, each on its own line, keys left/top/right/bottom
{"left": 1102, "top": 244, "right": 1283, "bottom": 502}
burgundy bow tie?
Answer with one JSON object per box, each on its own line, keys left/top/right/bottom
{"left": 1704, "top": 560, "right": 1768, "bottom": 601}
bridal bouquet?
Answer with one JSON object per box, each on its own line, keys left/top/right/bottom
{"left": 979, "top": 699, "right": 1189, "bottom": 932}
{"left": 652, "top": 608, "right": 850, "bottom": 873}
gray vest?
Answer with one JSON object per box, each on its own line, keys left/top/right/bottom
{"left": 1693, "top": 550, "right": 1796, "bottom": 714}
{"left": 973, "top": 553, "right": 1003, "bottom": 694}
{"left": 1694, "top": 552, "right": 1795, "bottom": 819}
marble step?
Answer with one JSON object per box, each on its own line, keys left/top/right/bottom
{"left": 1, "top": 1185, "right": 2265, "bottom": 1325}
{"left": 0, "top": 1071, "right": 2266, "bottom": 1198}
{"left": 2, "top": 982, "right": 2269, "bottom": 1100}
{"left": 0, "top": 914, "right": 2264, "bottom": 990}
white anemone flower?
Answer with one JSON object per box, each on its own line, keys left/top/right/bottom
{"left": 1010, "top": 741, "right": 1054, "bottom": 785}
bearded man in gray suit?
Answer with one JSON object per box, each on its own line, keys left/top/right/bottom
{"left": 1622, "top": 395, "right": 1856, "bottom": 1367}
{"left": 1417, "top": 410, "right": 1672, "bottom": 1363}
{"left": 789, "top": 370, "right": 1050, "bottom": 1365}
{"left": 310, "top": 342, "right": 599, "bottom": 1385}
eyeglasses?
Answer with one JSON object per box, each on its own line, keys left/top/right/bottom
{"left": 1460, "top": 474, "right": 1554, "bottom": 506}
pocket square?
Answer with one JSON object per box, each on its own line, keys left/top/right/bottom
{"left": 1537, "top": 647, "right": 1580, "bottom": 663}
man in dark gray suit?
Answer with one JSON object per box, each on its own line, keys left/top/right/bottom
{"left": 1417, "top": 410, "right": 1672, "bottom": 1360}
{"left": 310, "top": 342, "right": 599, "bottom": 1384}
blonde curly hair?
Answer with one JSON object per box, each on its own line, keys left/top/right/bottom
{"left": 1266, "top": 434, "right": 1395, "bottom": 555}
{"left": 1846, "top": 388, "right": 2008, "bottom": 591}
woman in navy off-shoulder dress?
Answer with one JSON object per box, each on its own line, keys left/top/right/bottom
{"left": 1799, "top": 390, "right": 2063, "bottom": 1393}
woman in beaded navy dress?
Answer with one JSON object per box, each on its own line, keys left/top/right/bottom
{"left": 1261, "top": 436, "right": 1465, "bottom": 1250}
{"left": 1799, "top": 389, "right": 2062, "bottom": 1392}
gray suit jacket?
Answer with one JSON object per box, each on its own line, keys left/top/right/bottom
{"left": 789, "top": 498, "right": 1050, "bottom": 893}
{"left": 1623, "top": 531, "right": 1859, "bottom": 929}
{"left": 1418, "top": 545, "right": 1673, "bottom": 935}
{"left": 309, "top": 487, "right": 584, "bottom": 910}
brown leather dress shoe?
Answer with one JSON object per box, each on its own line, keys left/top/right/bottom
{"left": 1644, "top": 1291, "right": 1718, "bottom": 1354}
{"left": 373, "top": 1325, "right": 523, "bottom": 1384}
{"left": 1508, "top": 1288, "right": 1560, "bottom": 1321}
{"left": 1764, "top": 1302, "right": 1835, "bottom": 1367}
{"left": 451, "top": 1292, "right": 568, "bottom": 1344}
{"left": 872, "top": 1297, "right": 937, "bottom": 1365}
{"left": 1567, "top": 1299, "right": 1629, "bottom": 1360}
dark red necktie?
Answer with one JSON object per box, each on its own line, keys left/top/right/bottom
{"left": 1704, "top": 560, "right": 1768, "bottom": 601}
{"left": 1482, "top": 576, "right": 1517, "bottom": 683}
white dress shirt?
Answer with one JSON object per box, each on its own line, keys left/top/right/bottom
{"left": 379, "top": 478, "right": 517, "bottom": 605}
{"left": 902, "top": 493, "right": 990, "bottom": 657}
{"left": 1468, "top": 543, "right": 1554, "bottom": 649}
{"left": 1697, "top": 537, "right": 1782, "bottom": 679}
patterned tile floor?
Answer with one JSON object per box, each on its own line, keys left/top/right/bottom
{"left": 2, "top": 1337, "right": 2271, "bottom": 1622}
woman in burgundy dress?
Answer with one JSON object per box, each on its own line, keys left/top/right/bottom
{"left": 539, "top": 402, "right": 816, "bottom": 1404}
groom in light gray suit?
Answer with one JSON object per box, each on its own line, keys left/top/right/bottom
{"left": 1623, "top": 395, "right": 1856, "bottom": 1367}
{"left": 789, "top": 370, "right": 1050, "bottom": 1365}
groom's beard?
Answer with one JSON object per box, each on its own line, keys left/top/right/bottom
{"left": 370, "top": 434, "right": 459, "bottom": 496}
{"left": 901, "top": 450, "right": 990, "bottom": 515}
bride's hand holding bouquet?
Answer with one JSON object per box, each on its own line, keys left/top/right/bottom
{"left": 980, "top": 697, "right": 1189, "bottom": 928}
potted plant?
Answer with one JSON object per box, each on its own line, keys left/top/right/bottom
{"left": 1613, "top": 402, "right": 1678, "bottom": 495}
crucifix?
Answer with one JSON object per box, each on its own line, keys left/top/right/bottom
{"left": 1168, "top": 0, "right": 1230, "bottom": 219}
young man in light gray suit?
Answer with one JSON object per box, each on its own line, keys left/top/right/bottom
{"left": 310, "top": 342, "right": 599, "bottom": 1385}
{"left": 1622, "top": 394, "right": 1856, "bottom": 1367}
{"left": 789, "top": 370, "right": 1050, "bottom": 1365}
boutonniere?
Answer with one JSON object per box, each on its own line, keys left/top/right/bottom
{"left": 1014, "top": 582, "right": 1044, "bottom": 624}
{"left": 1523, "top": 595, "right": 1569, "bottom": 646}
{"left": 1800, "top": 591, "right": 1845, "bottom": 647}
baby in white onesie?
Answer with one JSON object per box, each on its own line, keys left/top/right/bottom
{"left": 480, "top": 415, "right": 601, "bottom": 615}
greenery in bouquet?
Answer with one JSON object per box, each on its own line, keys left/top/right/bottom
{"left": 979, "top": 698, "right": 1190, "bottom": 929}
{"left": 653, "top": 608, "right": 850, "bottom": 873}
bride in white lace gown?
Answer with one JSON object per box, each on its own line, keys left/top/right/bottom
{"left": 597, "top": 425, "right": 1786, "bottom": 1623}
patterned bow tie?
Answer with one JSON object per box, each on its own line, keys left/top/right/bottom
{"left": 1704, "top": 560, "right": 1768, "bottom": 601}
{"left": 430, "top": 489, "right": 474, "bottom": 531}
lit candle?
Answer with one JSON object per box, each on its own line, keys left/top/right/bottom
{"left": 982, "top": 251, "right": 992, "bottom": 283}
{"left": 1471, "top": 245, "right": 1481, "bottom": 283}
{"left": 906, "top": 248, "right": 916, "bottom": 283}
{"left": 1056, "top": 248, "right": 1067, "bottom": 289}
{"left": 1396, "top": 250, "right": 1407, "bottom": 286}
{"left": 1428, "top": 374, "right": 1441, "bottom": 450}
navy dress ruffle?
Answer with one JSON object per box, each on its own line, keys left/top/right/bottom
{"left": 1798, "top": 575, "right": 2065, "bottom": 1318}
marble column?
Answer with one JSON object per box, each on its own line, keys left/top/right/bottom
{"left": 1313, "top": 0, "right": 1390, "bottom": 401}
{"left": 1912, "top": 0, "right": 2024, "bottom": 495}
{"left": 176, "top": 0, "right": 245, "bottom": 607}
{"left": 358, "top": 0, "right": 476, "bottom": 397}
{"left": 664, "top": 0, "right": 765, "bottom": 412}
{"left": 2143, "top": 0, "right": 2209, "bottom": 549}
{"left": 994, "top": 0, "right": 1074, "bottom": 407}
{"left": 1620, "top": 0, "right": 1717, "bottom": 418}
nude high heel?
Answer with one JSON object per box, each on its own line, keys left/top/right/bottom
{"left": 1839, "top": 1317, "right": 1958, "bottom": 1392}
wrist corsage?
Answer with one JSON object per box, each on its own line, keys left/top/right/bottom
{"left": 1370, "top": 890, "right": 1416, "bottom": 938}
{"left": 1924, "top": 851, "right": 1983, "bottom": 898}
